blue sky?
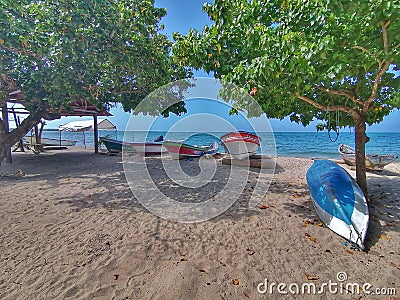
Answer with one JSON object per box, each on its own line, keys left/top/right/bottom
{"left": 46, "top": 0, "right": 399, "bottom": 132}
{"left": 129, "top": 99, "right": 255, "bottom": 132}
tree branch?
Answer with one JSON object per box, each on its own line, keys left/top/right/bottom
{"left": 360, "top": 20, "right": 393, "bottom": 115}
{"left": 8, "top": 109, "right": 46, "bottom": 146}
{"left": 381, "top": 20, "right": 390, "bottom": 55}
{"left": 295, "top": 94, "right": 358, "bottom": 118}
{"left": 362, "top": 59, "right": 392, "bottom": 114}
{"left": 0, "top": 74, "right": 19, "bottom": 92}
{"left": 316, "top": 86, "right": 364, "bottom": 106}
{"left": 82, "top": 84, "right": 101, "bottom": 91}
{"left": 352, "top": 20, "right": 392, "bottom": 114}
{"left": 0, "top": 44, "right": 43, "bottom": 59}
{"left": 352, "top": 45, "right": 374, "bottom": 57}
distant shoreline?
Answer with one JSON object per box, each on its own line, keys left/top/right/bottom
{"left": 20, "top": 131, "right": 400, "bottom": 160}
{"left": 39, "top": 129, "right": 400, "bottom": 133}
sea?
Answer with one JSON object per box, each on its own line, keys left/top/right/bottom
{"left": 35, "top": 130, "right": 400, "bottom": 160}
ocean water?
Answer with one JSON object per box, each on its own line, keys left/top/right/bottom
{"left": 36, "top": 130, "right": 400, "bottom": 160}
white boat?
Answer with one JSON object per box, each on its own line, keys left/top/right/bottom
{"left": 220, "top": 131, "right": 261, "bottom": 160}
{"left": 127, "top": 136, "right": 167, "bottom": 155}
{"left": 26, "top": 136, "right": 77, "bottom": 147}
{"left": 307, "top": 160, "right": 369, "bottom": 250}
{"left": 338, "top": 144, "right": 397, "bottom": 171}
{"left": 100, "top": 137, "right": 131, "bottom": 153}
{"left": 129, "top": 142, "right": 167, "bottom": 155}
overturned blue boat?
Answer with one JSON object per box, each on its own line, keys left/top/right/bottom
{"left": 306, "top": 160, "right": 369, "bottom": 250}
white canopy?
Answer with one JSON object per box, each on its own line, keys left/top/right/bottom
{"left": 59, "top": 119, "right": 116, "bottom": 132}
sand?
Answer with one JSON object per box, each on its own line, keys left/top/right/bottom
{"left": 0, "top": 147, "right": 399, "bottom": 299}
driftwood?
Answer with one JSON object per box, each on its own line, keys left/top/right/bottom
{"left": 221, "top": 154, "right": 275, "bottom": 169}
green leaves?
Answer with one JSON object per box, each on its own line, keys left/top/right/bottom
{"left": 172, "top": 0, "right": 399, "bottom": 128}
{"left": 1, "top": 0, "right": 189, "bottom": 115}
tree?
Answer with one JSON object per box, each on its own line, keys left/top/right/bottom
{"left": 172, "top": 0, "right": 400, "bottom": 197}
{"left": 0, "top": 0, "right": 189, "bottom": 164}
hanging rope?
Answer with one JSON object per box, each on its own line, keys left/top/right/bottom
{"left": 340, "top": 100, "right": 354, "bottom": 136}
{"left": 327, "top": 107, "right": 340, "bottom": 142}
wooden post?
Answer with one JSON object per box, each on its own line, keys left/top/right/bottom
{"left": 33, "top": 124, "right": 43, "bottom": 153}
{"left": 34, "top": 124, "right": 40, "bottom": 145}
{"left": 11, "top": 107, "right": 25, "bottom": 152}
{"left": 1, "top": 101, "right": 12, "bottom": 163}
{"left": 93, "top": 115, "right": 98, "bottom": 153}
{"left": 38, "top": 120, "right": 45, "bottom": 140}
{"left": 59, "top": 129, "right": 62, "bottom": 149}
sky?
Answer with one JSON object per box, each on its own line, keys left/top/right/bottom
{"left": 45, "top": 0, "right": 399, "bottom": 132}
{"left": 128, "top": 99, "right": 257, "bottom": 132}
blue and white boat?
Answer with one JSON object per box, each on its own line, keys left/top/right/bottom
{"left": 306, "top": 160, "right": 369, "bottom": 250}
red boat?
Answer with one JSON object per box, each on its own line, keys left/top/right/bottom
{"left": 220, "top": 131, "right": 261, "bottom": 159}
{"left": 163, "top": 140, "right": 219, "bottom": 159}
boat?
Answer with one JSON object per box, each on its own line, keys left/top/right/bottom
{"left": 220, "top": 131, "right": 261, "bottom": 160}
{"left": 306, "top": 160, "right": 369, "bottom": 250}
{"left": 100, "top": 137, "right": 133, "bottom": 153}
{"left": 26, "top": 136, "right": 77, "bottom": 147}
{"left": 129, "top": 135, "right": 167, "bottom": 155}
{"left": 338, "top": 144, "right": 397, "bottom": 171}
{"left": 129, "top": 142, "right": 167, "bottom": 155}
{"left": 163, "top": 140, "right": 219, "bottom": 159}
{"left": 204, "top": 142, "right": 219, "bottom": 155}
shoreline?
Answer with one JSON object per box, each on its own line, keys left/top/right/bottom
{"left": 9, "top": 144, "right": 366, "bottom": 160}
{"left": 22, "top": 131, "right": 400, "bottom": 160}
{"left": 0, "top": 147, "right": 399, "bottom": 299}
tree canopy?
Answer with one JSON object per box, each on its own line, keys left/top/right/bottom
{"left": 0, "top": 0, "right": 189, "bottom": 113}
{"left": 172, "top": 0, "right": 400, "bottom": 195}
{"left": 173, "top": 0, "right": 399, "bottom": 125}
{"left": 0, "top": 0, "right": 190, "bottom": 163}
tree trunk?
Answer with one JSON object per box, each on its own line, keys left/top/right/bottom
{"left": 1, "top": 101, "right": 12, "bottom": 163}
{"left": 354, "top": 114, "right": 368, "bottom": 198}
{"left": 0, "top": 143, "right": 8, "bottom": 165}
{"left": 93, "top": 115, "right": 99, "bottom": 154}
{"left": 0, "top": 110, "right": 46, "bottom": 167}
{"left": 0, "top": 133, "right": 18, "bottom": 164}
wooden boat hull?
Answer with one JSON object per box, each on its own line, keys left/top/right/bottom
{"left": 100, "top": 137, "right": 133, "bottom": 153}
{"left": 163, "top": 140, "right": 218, "bottom": 159}
{"left": 341, "top": 157, "right": 377, "bottom": 170}
{"left": 367, "top": 153, "right": 398, "bottom": 170}
{"left": 338, "top": 144, "right": 397, "bottom": 171}
{"left": 222, "top": 154, "right": 274, "bottom": 169}
{"left": 129, "top": 142, "right": 167, "bottom": 155}
{"left": 306, "top": 160, "right": 369, "bottom": 250}
{"left": 220, "top": 131, "right": 261, "bottom": 160}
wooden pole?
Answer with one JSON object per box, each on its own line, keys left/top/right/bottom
{"left": 1, "top": 100, "right": 12, "bottom": 163}
{"left": 93, "top": 115, "right": 98, "bottom": 154}
{"left": 11, "top": 107, "right": 25, "bottom": 152}
{"left": 38, "top": 120, "right": 45, "bottom": 139}
{"left": 34, "top": 124, "right": 40, "bottom": 145}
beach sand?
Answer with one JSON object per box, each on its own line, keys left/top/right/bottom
{"left": 0, "top": 147, "right": 399, "bottom": 299}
